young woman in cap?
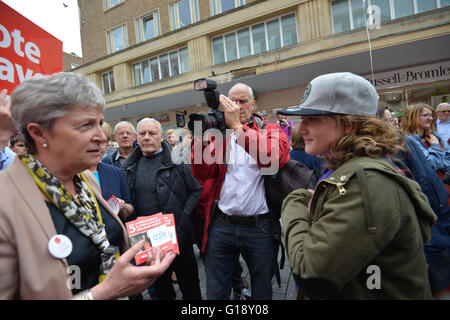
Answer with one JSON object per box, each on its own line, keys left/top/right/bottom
{"left": 280, "top": 72, "right": 436, "bottom": 299}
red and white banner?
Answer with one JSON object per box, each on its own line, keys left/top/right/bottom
{"left": 0, "top": 1, "right": 62, "bottom": 93}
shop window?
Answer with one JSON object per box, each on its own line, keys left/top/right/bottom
{"left": 136, "top": 11, "right": 160, "bottom": 43}
{"left": 211, "top": 0, "right": 245, "bottom": 15}
{"left": 107, "top": 24, "right": 128, "bottom": 53}
{"left": 212, "top": 13, "right": 298, "bottom": 64}
{"left": 378, "top": 82, "right": 450, "bottom": 116}
{"left": 102, "top": 71, "right": 115, "bottom": 94}
{"left": 170, "top": 0, "right": 199, "bottom": 30}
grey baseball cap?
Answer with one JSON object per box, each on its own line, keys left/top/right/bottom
{"left": 278, "top": 72, "right": 379, "bottom": 117}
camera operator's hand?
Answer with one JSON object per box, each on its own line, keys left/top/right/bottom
{"left": 219, "top": 94, "right": 243, "bottom": 132}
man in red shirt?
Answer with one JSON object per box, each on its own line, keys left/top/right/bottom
{"left": 191, "top": 83, "right": 290, "bottom": 300}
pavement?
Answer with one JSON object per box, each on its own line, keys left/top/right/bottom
{"left": 143, "top": 245, "right": 297, "bottom": 300}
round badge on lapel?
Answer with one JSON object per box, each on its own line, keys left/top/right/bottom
{"left": 48, "top": 234, "right": 73, "bottom": 259}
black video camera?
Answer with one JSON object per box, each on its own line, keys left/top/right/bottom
{"left": 188, "top": 78, "right": 227, "bottom": 134}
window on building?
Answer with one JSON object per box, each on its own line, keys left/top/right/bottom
{"left": 150, "top": 57, "right": 160, "bottom": 82}
{"left": 212, "top": 13, "right": 298, "bottom": 65}
{"left": 393, "top": 0, "right": 414, "bottom": 19}
{"left": 179, "top": 47, "right": 190, "bottom": 73}
{"left": 102, "top": 71, "right": 115, "bottom": 94}
{"left": 211, "top": 0, "right": 245, "bottom": 15}
{"left": 70, "top": 63, "right": 79, "bottom": 69}
{"left": 107, "top": 24, "right": 128, "bottom": 53}
{"left": 136, "top": 11, "right": 160, "bottom": 43}
{"left": 332, "top": 0, "right": 447, "bottom": 33}
{"left": 225, "top": 33, "right": 238, "bottom": 61}
{"left": 170, "top": 0, "right": 200, "bottom": 30}
{"left": 132, "top": 47, "right": 190, "bottom": 85}
{"left": 267, "top": 19, "right": 281, "bottom": 51}
{"left": 159, "top": 54, "right": 170, "bottom": 79}
{"left": 371, "top": 0, "right": 391, "bottom": 22}
{"left": 104, "top": 0, "right": 123, "bottom": 10}
{"left": 416, "top": 0, "right": 437, "bottom": 13}
{"left": 237, "top": 28, "right": 251, "bottom": 58}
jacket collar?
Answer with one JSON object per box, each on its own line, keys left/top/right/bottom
{"left": 6, "top": 157, "right": 59, "bottom": 239}
{"left": 122, "top": 140, "right": 174, "bottom": 170}
{"left": 246, "top": 113, "right": 266, "bottom": 129}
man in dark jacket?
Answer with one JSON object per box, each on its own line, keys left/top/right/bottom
{"left": 122, "top": 118, "right": 202, "bottom": 300}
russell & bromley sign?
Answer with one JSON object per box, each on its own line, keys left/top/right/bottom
{"left": 364, "top": 60, "right": 450, "bottom": 90}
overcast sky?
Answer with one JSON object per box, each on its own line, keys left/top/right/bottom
{"left": 2, "top": 0, "right": 82, "bottom": 56}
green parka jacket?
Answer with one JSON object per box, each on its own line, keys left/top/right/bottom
{"left": 281, "top": 157, "right": 437, "bottom": 299}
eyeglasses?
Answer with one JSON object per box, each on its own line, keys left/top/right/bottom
{"left": 439, "top": 110, "right": 450, "bottom": 113}
{"left": 116, "top": 131, "right": 134, "bottom": 137}
{"left": 419, "top": 114, "right": 433, "bottom": 119}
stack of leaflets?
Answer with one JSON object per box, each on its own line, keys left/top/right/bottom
{"left": 125, "top": 212, "right": 179, "bottom": 265}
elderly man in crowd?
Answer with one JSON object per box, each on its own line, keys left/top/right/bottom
{"left": 436, "top": 102, "right": 450, "bottom": 151}
{"left": 122, "top": 118, "right": 203, "bottom": 300}
{"left": 191, "top": 82, "right": 290, "bottom": 300}
{"left": 103, "top": 121, "right": 137, "bottom": 168}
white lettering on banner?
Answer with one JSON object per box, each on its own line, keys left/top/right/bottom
{"left": 364, "top": 60, "right": 450, "bottom": 90}
{"left": 0, "top": 23, "right": 42, "bottom": 84}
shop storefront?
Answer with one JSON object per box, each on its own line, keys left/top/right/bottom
{"left": 364, "top": 60, "right": 450, "bottom": 113}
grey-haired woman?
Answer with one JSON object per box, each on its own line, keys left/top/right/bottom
{"left": 0, "top": 72, "right": 175, "bottom": 299}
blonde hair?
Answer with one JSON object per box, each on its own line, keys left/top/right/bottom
{"left": 326, "top": 115, "right": 404, "bottom": 169}
{"left": 101, "top": 122, "right": 112, "bottom": 141}
{"left": 401, "top": 103, "right": 436, "bottom": 137}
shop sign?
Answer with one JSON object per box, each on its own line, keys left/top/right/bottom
{"left": 155, "top": 113, "right": 169, "bottom": 122}
{"left": 364, "top": 60, "right": 450, "bottom": 90}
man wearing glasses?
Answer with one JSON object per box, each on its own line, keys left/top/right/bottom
{"left": 436, "top": 102, "right": 450, "bottom": 151}
{"left": 103, "top": 121, "right": 138, "bottom": 168}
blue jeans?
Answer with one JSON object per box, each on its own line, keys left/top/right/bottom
{"left": 205, "top": 215, "right": 278, "bottom": 300}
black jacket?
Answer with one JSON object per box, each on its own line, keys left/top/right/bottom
{"left": 122, "top": 140, "right": 202, "bottom": 246}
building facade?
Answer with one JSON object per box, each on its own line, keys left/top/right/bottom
{"left": 75, "top": 0, "right": 450, "bottom": 130}
{"left": 63, "top": 52, "right": 84, "bottom": 71}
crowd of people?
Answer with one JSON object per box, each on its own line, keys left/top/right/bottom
{"left": 0, "top": 71, "right": 449, "bottom": 300}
